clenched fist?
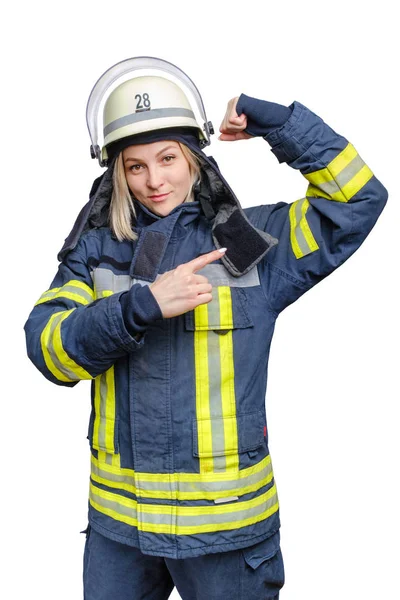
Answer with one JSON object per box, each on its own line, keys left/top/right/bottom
{"left": 149, "top": 248, "right": 226, "bottom": 319}
{"left": 218, "top": 97, "right": 252, "bottom": 142}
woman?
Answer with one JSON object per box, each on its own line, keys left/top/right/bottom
{"left": 24, "top": 57, "right": 388, "bottom": 599}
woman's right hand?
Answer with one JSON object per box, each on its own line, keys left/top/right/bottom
{"left": 218, "top": 97, "right": 252, "bottom": 142}
{"left": 149, "top": 249, "right": 226, "bottom": 319}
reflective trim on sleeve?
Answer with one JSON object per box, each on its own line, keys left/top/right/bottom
{"left": 91, "top": 451, "right": 274, "bottom": 501}
{"left": 35, "top": 280, "right": 94, "bottom": 306}
{"left": 40, "top": 310, "right": 93, "bottom": 382}
{"left": 289, "top": 198, "right": 320, "bottom": 259}
{"left": 305, "top": 143, "right": 374, "bottom": 202}
{"left": 92, "top": 367, "right": 118, "bottom": 454}
{"left": 89, "top": 481, "right": 279, "bottom": 535}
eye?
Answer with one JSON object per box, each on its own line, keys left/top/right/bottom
{"left": 129, "top": 164, "right": 143, "bottom": 172}
{"left": 163, "top": 155, "right": 175, "bottom": 163}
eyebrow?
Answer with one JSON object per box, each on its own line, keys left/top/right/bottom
{"left": 124, "top": 145, "right": 178, "bottom": 163}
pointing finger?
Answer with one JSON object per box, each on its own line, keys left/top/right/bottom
{"left": 184, "top": 248, "right": 227, "bottom": 273}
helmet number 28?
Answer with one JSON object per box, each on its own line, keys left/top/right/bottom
{"left": 135, "top": 93, "right": 151, "bottom": 112}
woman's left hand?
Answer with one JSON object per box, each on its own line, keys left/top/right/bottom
{"left": 218, "top": 97, "right": 252, "bottom": 141}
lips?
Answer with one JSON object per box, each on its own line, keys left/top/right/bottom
{"left": 148, "top": 192, "right": 171, "bottom": 201}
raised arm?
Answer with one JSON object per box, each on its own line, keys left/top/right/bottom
{"left": 220, "top": 95, "right": 388, "bottom": 314}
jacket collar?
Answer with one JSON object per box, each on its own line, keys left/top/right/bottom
{"left": 133, "top": 198, "right": 202, "bottom": 229}
{"left": 58, "top": 149, "right": 278, "bottom": 277}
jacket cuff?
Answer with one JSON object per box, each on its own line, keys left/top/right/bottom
{"left": 119, "top": 284, "right": 163, "bottom": 335}
{"left": 236, "top": 93, "right": 292, "bottom": 137}
{"left": 263, "top": 101, "right": 332, "bottom": 164}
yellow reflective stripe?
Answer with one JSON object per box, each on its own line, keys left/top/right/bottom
{"left": 194, "top": 302, "right": 209, "bottom": 329}
{"left": 89, "top": 481, "right": 279, "bottom": 535}
{"left": 341, "top": 164, "right": 373, "bottom": 199}
{"left": 92, "top": 367, "right": 117, "bottom": 453}
{"left": 90, "top": 485, "right": 138, "bottom": 527}
{"left": 41, "top": 312, "right": 75, "bottom": 382}
{"left": 52, "top": 310, "right": 93, "bottom": 379}
{"left": 97, "top": 451, "right": 121, "bottom": 468}
{"left": 105, "top": 368, "right": 116, "bottom": 451}
{"left": 141, "top": 451, "right": 269, "bottom": 482}
{"left": 194, "top": 287, "right": 238, "bottom": 474}
{"left": 35, "top": 279, "right": 94, "bottom": 306}
{"left": 218, "top": 287, "right": 238, "bottom": 472}
{"left": 195, "top": 328, "right": 213, "bottom": 474}
{"left": 91, "top": 448, "right": 271, "bottom": 483}
{"left": 306, "top": 183, "right": 340, "bottom": 201}
{"left": 93, "top": 374, "right": 102, "bottom": 448}
{"left": 40, "top": 310, "right": 93, "bottom": 382}
{"left": 304, "top": 143, "right": 373, "bottom": 202}
{"left": 289, "top": 202, "right": 303, "bottom": 258}
{"left": 90, "top": 453, "right": 273, "bottom": 499}
{"left": 328, "top": 142, "right": 358, "bottom": 177}
{"left": 289, "top": 198, "right": 320, "bottom": 259}
{"left": 101, "top": 290, "right": 114, "bottom": 298}
{"left": 218, "top": 286, "right": 233, "bottom": 328}
{"left": 299, "top": 199, "right": 319, "bottom": 252}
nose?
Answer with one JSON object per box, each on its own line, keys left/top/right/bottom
{"left": 146, "top": 165, "right": 164, "bottom": 191}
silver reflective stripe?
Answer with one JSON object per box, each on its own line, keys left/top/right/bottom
{"left": 90, "top": 486, "right": 137, "bottom": 520}
{"left": 91, "top": 265, "right": 259, "bottom": 295}
{"left": 90, "top": 484, "right": 278, "bottom": 527}
{"left": 40, "top": 285, "right": 93, "bottom": 304}
{"left": 207, "top": 328, "right": 226, "bottom": 471}
{"left": 294, "top": 199, "right": 313, "bottom": 256}
{"left": 91, "top": 268, "right": 133, "bottom": 295}
{"left": 314, "top": 178, "right": 341, "bottom": 196}
{"left": 92, "top": 455, "right": 273, "bottom": 495}
{"left": 104, "top": 108, "right": 196, "bottom": 137}
{"left": 91, "top": 461, "right": 135, "bottom": 488}
{"left": 214, "top": 496, "right": 239, "bottom": 504}
{"left": 47, "top": 313, "right": 80, "bottom": 380}
{"left": 196, "top": 264, "right": 260, "bottom": 287}
{"left": 336, "top": 154, "right": 366, "bottom": 188}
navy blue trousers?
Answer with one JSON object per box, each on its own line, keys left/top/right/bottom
{"left": 83, "top": 525, "right": 285, "bottom": 599}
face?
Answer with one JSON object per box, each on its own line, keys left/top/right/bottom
{"left": 122, "top": 140, "right": 192, "bottom": 217}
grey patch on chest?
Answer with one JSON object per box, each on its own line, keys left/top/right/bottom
{"left": 196, "top": 264, "right": 260, "bottom": 287}
{"left": 91, "top": 263, "right": 260, "bottom": 296}
{"left": 91, "top": 267, "right": 150, "bottom": 295}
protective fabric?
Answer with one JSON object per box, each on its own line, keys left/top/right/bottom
{"left": 83, "top": 525, "right": 284, "bottom": 599}
{"left": 24, "top": 99, "right": 387, "bottom": 561}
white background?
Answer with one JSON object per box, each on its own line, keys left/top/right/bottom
{"left": 2, "top": 1, "right": 399, "bottom": 598}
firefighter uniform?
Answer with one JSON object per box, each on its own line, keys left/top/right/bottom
{"left": 24, "top": 87, "right": 387, "bottom": 598}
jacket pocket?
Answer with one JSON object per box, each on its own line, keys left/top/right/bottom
{"left": 184, "top": 286, "right": 253, "bottom": 331}
{"left": 187, "top": 286, "right": 256, "bottom": 473}
{"left": 193, "top": 410, "right": 265, "bottom": 458}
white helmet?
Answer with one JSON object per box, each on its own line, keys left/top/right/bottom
{"left": 86, "top": 57, "right": 214, "bottom": 166}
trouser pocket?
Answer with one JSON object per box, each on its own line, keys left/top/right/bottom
{"left": 241, "top": 531, "right": 285, "bottom": 599}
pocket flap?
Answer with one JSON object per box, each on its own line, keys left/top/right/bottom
{"left": 185, "top": 287, "right": 253, "bottom": 331}
{"left": 193, "top": 410, "right": 265, "bottom": 457}
{"left": 242, "top": 530, "right": 281, "bottom": 569}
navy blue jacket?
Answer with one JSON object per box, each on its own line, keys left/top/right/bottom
{"left": 24, "top": 97, "right": 387, "bottom": 559}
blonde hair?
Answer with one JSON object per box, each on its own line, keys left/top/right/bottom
{"left": 109, "top": 142, "right": 201, "bottom": 242}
